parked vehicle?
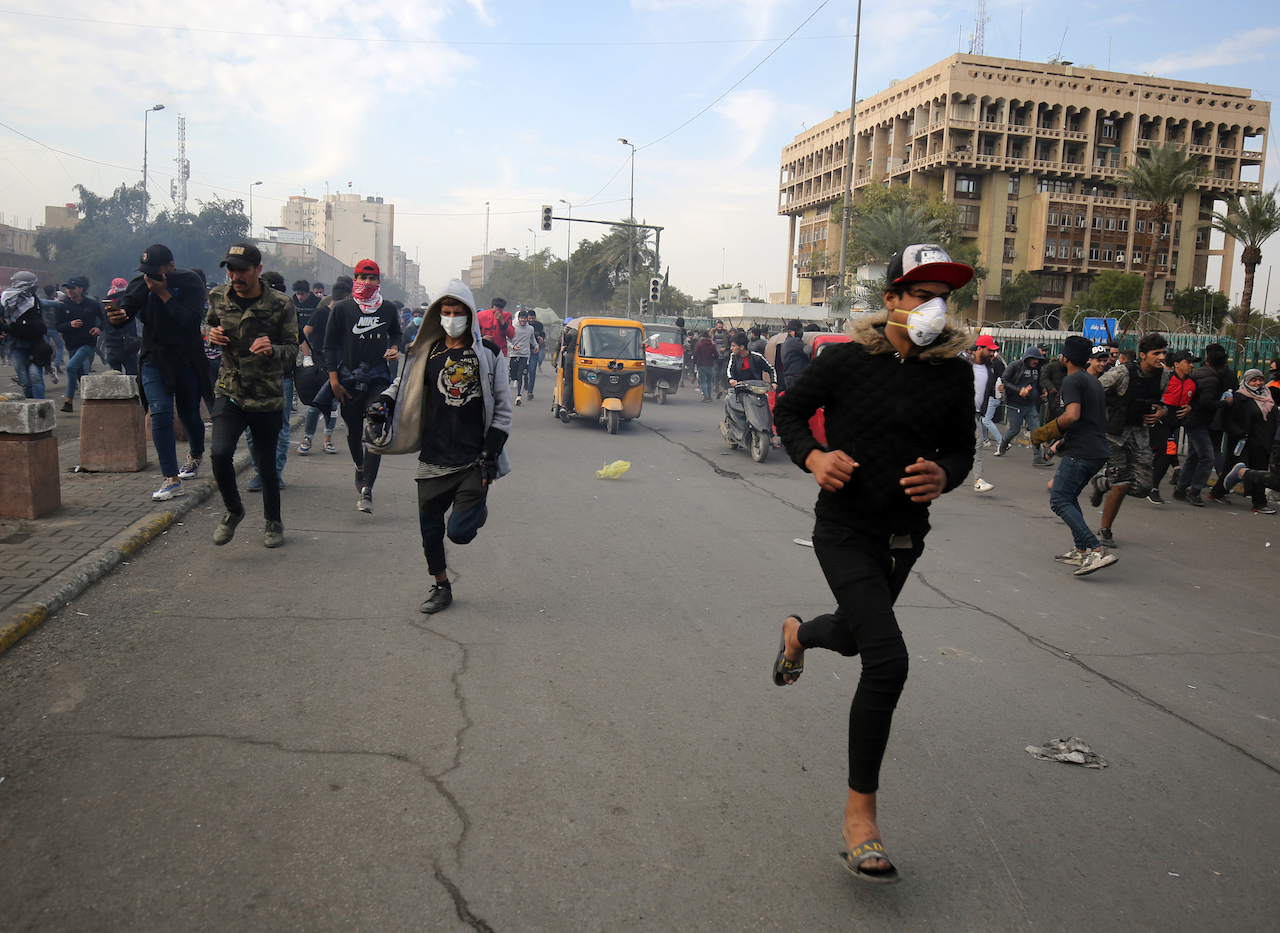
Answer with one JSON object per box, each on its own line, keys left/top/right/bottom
{"left": 765, "top": 331, "right": 850, "bottom": 446}
{"left": 551, "top": 317, "right": 645, "bottom": 434}
{"left": 643, "top": 323, "right": 685, "bottom": 404}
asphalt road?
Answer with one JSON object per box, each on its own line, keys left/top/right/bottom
{"left": 2, "top": 378, "right": 1277, "bottom": 932}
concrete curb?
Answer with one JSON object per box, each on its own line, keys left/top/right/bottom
{"left": 1, "top": 408, "right": 304, "bottom": 655}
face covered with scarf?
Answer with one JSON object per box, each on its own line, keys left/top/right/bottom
{"left": 1239, "top": 369, "right": 1275, "bottom": 418}
{"left": 352, "top": 273, "right": 382, "bottom": 312}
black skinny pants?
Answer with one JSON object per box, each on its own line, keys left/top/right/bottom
{"left": 797, "top": 519, "right": 922, "bottom": 795}
{"left": 339, "top": 383, "right": 387, "bottom": 490}
{"left": 210, "top": 399, "right": 284, "bottom": 523}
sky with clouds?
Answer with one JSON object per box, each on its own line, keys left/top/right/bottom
{"left": 2, "top": 1, "right": 1278, "bottom": 306}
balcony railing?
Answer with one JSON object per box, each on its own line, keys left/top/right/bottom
{"left": 1063, "top": 130, "right": 1089, "bottom": 140}
{"left": 1242, "top": 149, "right": 1264, "bottom": 160}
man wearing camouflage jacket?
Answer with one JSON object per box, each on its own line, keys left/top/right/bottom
{"left": 204, "top": 242, "right": 298, "bottom": 548}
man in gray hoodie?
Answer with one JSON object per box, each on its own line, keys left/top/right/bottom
{"left": 366, "top": 279, "right": 513, "bottom": 614}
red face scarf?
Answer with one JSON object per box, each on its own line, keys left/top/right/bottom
{"left": 353, "top": 280, "right": 381, "bottom": 313}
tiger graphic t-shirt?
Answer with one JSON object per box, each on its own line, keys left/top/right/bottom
{"left": 420, "top": 344, "right": 486, "bottom": 471}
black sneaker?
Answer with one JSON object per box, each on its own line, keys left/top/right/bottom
{"left": 357, "top": 487, "right": 373, "bottom": 513}
{"left": 994, "top": 440, "right": 1010, "bottom": 457}
{"left": 213, "top": 509, "right": 245, "bottom": 546}
{"left": 1172, "top": 487, "right": 1188, "bottom": 502}
{"left": 1097, "top": 527, "right": 1116, "bottom": 548}
{"left": 1089, "top": 476, "right": 1108, "bottom": 508}
{"left": 1253, "top": 504, "right": 1278, "bottom": 515}
{"left": 420, "top": 582, "right": 452, "bottom": 614}
{"left": 1146, "top": 488, "right": 1164, "bottom": 504}
{"left": 1186, "top": 489, "right": 1205, "bottom": 507}
{"left": 263, "top": 520, "right": 285, "bottom": 548}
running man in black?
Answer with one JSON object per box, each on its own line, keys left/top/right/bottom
{"left": 322, "top": 259, "right": 402, "bottom": 513}
{"left": 772, "top": 244, "right": 975, "bottom": 884}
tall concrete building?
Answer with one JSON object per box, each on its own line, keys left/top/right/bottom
{"left": 281, "top": 193, "right": 395, "bottom": 276}
{"left": 779, "top": 54, "right": 1269, "bottom": 320}
{"left": 463, "top": 248, "right": 521, "bottom": 291}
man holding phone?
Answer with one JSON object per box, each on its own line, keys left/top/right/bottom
{"left": 106, "top": 243, "right": 213, "bottom": 501}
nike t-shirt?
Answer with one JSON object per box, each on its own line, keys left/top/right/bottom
{"left": 322, "top": 298, "right": 403, "bottom": 374}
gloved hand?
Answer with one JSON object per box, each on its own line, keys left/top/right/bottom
{"left": 1029, "top": 419, "right": 1063, "bottom": 447}
{"left": 478, "top": 457, "right": 499, "bottom": 485}
{"left": 365, "top": 398, "right": 392, "bottom": 423}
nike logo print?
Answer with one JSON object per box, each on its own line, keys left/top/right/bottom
{"left": 352, "top": 316, "right": 382, "bottom": 335}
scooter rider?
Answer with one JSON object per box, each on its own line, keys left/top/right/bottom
{"left": 726, "top": 332, "right": 775, "bottom": 388}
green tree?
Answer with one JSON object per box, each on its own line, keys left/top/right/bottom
{"left": 1117, "top": 143, "right": 1202, "bottom": 329}
{"left": 1201, "top": 185, "right": 1280, "bottom": 365}
{"left": 999, "top": 271, "right": 1043, "bottom": 321}
{"left": 1085, "top": 270, "right": 1145, "bottom": 312}
{"left": 1169, "top": 285, "right": 1231, "bottom": 332}
{"left": 947, "top": 241, "right": 988, "bottom": 318}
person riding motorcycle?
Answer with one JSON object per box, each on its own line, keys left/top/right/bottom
{"left": 726, "top": 333, "right": 776, "bottom": 389}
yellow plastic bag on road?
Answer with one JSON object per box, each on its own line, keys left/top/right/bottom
{"left": 596, "top": 460, "right": 631, "bottom": 480}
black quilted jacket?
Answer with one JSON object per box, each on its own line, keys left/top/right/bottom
{"left": 775, "top": 313, "right": 975, "bottom": 537}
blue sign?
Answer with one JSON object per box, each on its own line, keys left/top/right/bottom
{"left": 1082, "top": 317, "right": 1118, "bottom": 343}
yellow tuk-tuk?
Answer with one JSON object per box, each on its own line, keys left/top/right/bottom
{"left": 551, "top": 317, "right": 646, "bottom": 434}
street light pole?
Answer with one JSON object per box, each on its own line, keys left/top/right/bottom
{"left": 835, "top": 0, "right": 864, "bottom": 312}
{"left": 618, "top": 138, "right": 636, "bottom": 317}
{"left": 560, "top": 199, "right": 572, "bottom": 317}
{"left": 141, "top": 103, "right": 165, "bottom": 224}
{"left": 249, "top": 181, "right": 262, "bottom": 238}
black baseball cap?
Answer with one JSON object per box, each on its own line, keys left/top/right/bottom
{"left": 887, "top": 244, "right": 974, "bottom": 289}
{"left": 220, "top": 242, "right": 263, "bottom": 271}
{"left": 63, "top": 275, "right": 88, "bottom": 289}
{"left": 1168, "top": 349, "right": 1201, "bottom": 365}
{"left": 137, "top": 243, "right": 174, "bottom": 275}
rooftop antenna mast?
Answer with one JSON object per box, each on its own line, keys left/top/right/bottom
{"left": 173, "top": 114, "right": 189, "bottom": 215}
{"left": 969, "top": 0, "right": 986, "bottom": 55}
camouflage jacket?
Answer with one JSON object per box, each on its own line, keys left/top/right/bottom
{"left": 206, "top": 282, "right": 299, "bottom": 411}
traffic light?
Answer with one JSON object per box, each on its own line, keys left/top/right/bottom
{"left": 540, "top": 205, "right": 553, "bottom": 231}
{"left": 649, "top": 277, "right": 661, "bottom": 304}
{"left": 641, "top": 298, "right": 650, "bottom": 313}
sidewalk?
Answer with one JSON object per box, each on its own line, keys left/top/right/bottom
{"left": 0, "top": 396, "right": 300, "bottom": 652}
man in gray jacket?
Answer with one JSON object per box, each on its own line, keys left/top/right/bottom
{"left": 365, "top": 279, "right": 513, "bottom": 614}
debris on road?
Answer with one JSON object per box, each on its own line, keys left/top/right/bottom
{"left": 596, "top": 460, "right": 631, "bottom": 480}
{"left": 793, "top": 538, "right": 814, "bottom": 548}
{"left": 1025, "top": 736, "right": 1108, "bottom": 769}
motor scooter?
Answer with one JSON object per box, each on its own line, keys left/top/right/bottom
{"left": 720, "top": 379, "right": 773, "bottom": 462}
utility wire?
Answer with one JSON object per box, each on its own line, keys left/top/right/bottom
{"left": 0, "top": 9, "right": 853, "bottom": 48}
{"left": 639, "top": 0, "right": 831, "bottom": 151}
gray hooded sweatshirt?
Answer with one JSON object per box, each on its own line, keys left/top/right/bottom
{"left": 368, "top": 279, "right": 513, "bottom": 478}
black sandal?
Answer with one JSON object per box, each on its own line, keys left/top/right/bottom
{"left": 838, "top": 839, "right": 901, "bottom": 884}
{"left": 771, "top": 615, "right": 804, "bottom": 686}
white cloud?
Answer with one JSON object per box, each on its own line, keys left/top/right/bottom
{"left": 712, "top": 89, "right": 780, "bottom": 162}
{"left": 1138, "top": 26, "right": 1280, "bottom": 74}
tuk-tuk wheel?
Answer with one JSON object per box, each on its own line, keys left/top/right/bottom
{"left": 606, "top": 410, "right": 619, "bottom": 434}
{"left": 657, "top": 387, "right": 667, "bottom": 405}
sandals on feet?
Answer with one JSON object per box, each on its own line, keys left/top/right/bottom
{"left": 771, "top": 614, "right": 804, "bottom": 686}
{"left": 838, "top": 839, "right": 901, "bottom": 884}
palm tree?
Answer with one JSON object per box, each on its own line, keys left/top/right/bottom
{"left": 1202, "top": 186, "right": 1280, "bottom": 366}
{"left": 1118, "top": 143, "right": 1202, "bottom": 331}
{"left": 848, "top": 203, "right": 944, "bottom": 264}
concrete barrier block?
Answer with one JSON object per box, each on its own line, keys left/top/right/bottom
{"left": 81, "top": 373, "right": 140, "bottom": 401}
{"left": 0, "top": 399, "right": 56, "bottom": 435}
{"left": 0, "top": 432, "right": 60, "bottom": 519}
{"left": 79, "top": 399, "right": 149, "bottom": 472}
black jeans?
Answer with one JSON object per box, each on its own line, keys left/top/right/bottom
{"left": 340, "top": 383, "right": 387, "bottom": 490}
{"left": 416, "top": 466, "right": 490, "bottom": 576}
{"left": 210, "top": 398, "right": 284, "bottom": 522}
{"left": 797, "top": 519, "right": 922, "bottom": 794}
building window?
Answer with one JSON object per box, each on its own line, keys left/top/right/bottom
{"left": 1089, "top": 247, "right": 1100, "bottom": 261}
{"left": 958, "top": 204, "right": 980, "bottom": 228}
{"left": 1038, "top": 179, "right": 1073, "bottom": 194}
{"left": 1000, "top": 268, "right": 1013, "bottom": 286}
{"left": 1162, "top": 222, "right": 1171, "bottom": 235}
{"left": 1008, "top": 176, "right": 1021, "bottom": 196}
{"left": 1047, "top": 211, "right": 1058, "bottom": 227}
{"left": 1004, "top": 238, "right": 1017, "bottom": 260}
{"left": 1006, "top": 207, "right": 1018, "bottom": 230}
{"left": 1075, "top": 213, "right": 1087, "bottom": 227}
{"left": 1061, "top": 214, "right": 1072, "bottom": 228}
{"left": 1118, "top": 218, "right": 1129, "bottom": 232}
{"left": 1045, "top": 238, "right": 1057, "bottom": 258}
{"left": 1132, "top": 249, "right": 1143, "bottom": 265}
{"left": 1171, "top": 252, "right": 1178, "bottom": 273}
{"left": 1102, "top": 248, "right": 1113, "bottom": 262}
{"left": 1105, "top": 216, "right": 1116, "bottom": 231}
{"left": 1101, "top": 122, "right": 1116, "bottom": 138}
{"left": 1073, "top": 247, "right": 1085, "bottom": 259}
{"left": 1135, "top": 219, "right": 1146, "bottom": 233}
{"left": 1164, "top": 282, "right": 1176, "bottom": 302}
{"left": 1092, "top": 216, "right": 1103, "bottom": 230}
{"left": 1158, "top": 251, "right": 1168, "bottom": 266}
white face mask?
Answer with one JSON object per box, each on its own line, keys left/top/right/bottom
{"left": 895, "top": 296, "right": 949, "bottom": 347}
{"left": 441, "top": 314, "right": 470, "bottom": 338}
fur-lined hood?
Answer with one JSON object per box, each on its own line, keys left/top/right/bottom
{"left": 848, "top": 311, "right": 972, "bottom": 363}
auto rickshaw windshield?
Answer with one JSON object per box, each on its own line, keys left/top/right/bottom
{"left": 580, "top": 325, "right": 644, "bottom": 360}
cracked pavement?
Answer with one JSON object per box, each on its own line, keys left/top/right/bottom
{"left": 2, "top": 387, "right": 1278, "bottom": 931}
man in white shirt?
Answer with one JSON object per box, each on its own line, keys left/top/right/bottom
{"left": 508, "top": 308, "right": 536, "bottom": 405}
{"left": 970, "top": 335, "right": 1000, "bottom": 492}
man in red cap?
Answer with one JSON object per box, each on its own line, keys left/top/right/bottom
{"left": 322, "top": 259, "right": 402, "bottom": 513}
{"left": 772, "top": 244, "right": 975, "bottom": 884}
{"left": 970, "top": 334, "right": 1001, "bottom": 492}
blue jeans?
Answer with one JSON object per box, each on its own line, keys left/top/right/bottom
{"left": 304, "top": 398, "right": 338, "bottom": 437}
{"left": 141, "top": 359, "right": 206, "bottom": 478}
{"left": 1050, "top": 456, "right": 1107, "bottom": 550}
{"left": 249, "top": 377, "right": 293, "bottom": 476}
{"left": 50, "top": 331, "right": 65, "bottom": 368}
{"left": 528, "top": 350, "right": 541, "bottom": 394}
{"left": 1000, "top": 402, "right": 1042, "bottom": 458}
{"left": 980, "top": 397, "right": 1001, "bottom": 443}
{"left": 9, "top": 346, "right": 46, "bottom": 399}
{"left": 697, "top": 365, "right": 714, "bottom": 399}
{"left": 1178, "top": 426, "right": 1215, "bottom": 491}
{"left": 64, "top": 344, "right": 96, "bottom": 400}
{"left": 105, "top": 346, "right": 140, "bottom": 376}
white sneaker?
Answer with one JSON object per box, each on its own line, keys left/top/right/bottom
{"left": 1054, "top": 548, "right": 1086, "bottom": 566}
{"left": 152, "top": 478, "right": 183, "bottom": 501}
{"left": 974, "top": 478, "right": 994, "bottom": 493}
{"left": 1074, "top": 549, "right": 1118, "bottom": 576}
{"left": 177, "top": 455, "right": 201, "bottom": 480}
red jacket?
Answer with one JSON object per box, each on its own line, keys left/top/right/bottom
{"left": 1163, "top": 372, "right": 1196, "bottom": 408}
{"left": 477, "top": 307, "right": 514, "bottom": 351}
